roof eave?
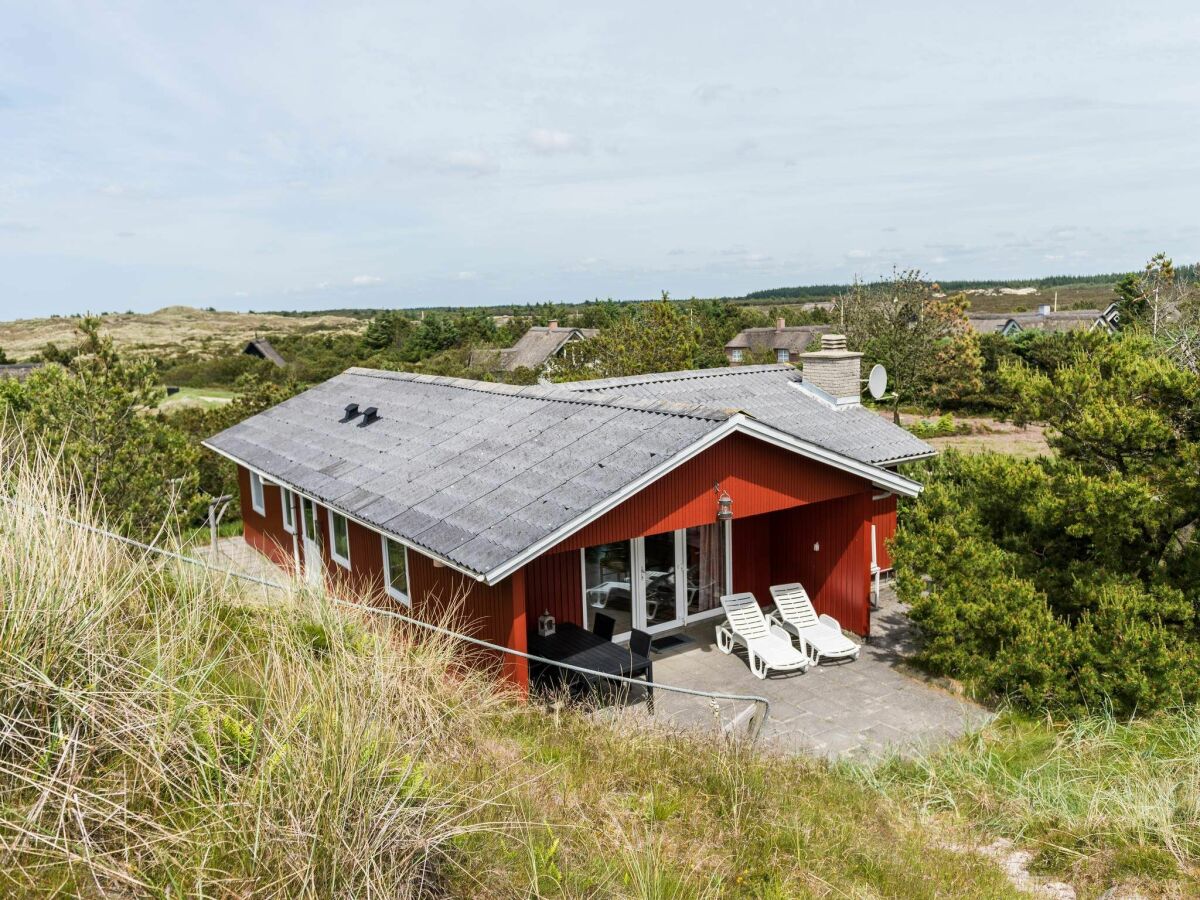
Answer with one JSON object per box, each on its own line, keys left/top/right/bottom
{"left": 200, "top": 438, "right": 489, "bottom": 582}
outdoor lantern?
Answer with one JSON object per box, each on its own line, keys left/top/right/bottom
{"left": 716, "top": 490, "right": 733, "bottom": 521}
{"left": 537, "top": 609, "right": 556, "bottom": 637}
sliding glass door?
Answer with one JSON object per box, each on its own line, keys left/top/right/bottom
{"left": 641, "top": 531, "right": 681, "bottom": 633}
{"left": 582, "top": 524, "right": 730, "bottom": 639}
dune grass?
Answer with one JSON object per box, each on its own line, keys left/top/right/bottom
{"left": 863, "top": 712, "right": 1200, "bottom": 896}
{"left": 1, "top": 456, "right": 1196, "bottom": 897}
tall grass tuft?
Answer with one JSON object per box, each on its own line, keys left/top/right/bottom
{"left": 0, "top": 449, "right": 506, "bottom": 897}
{"left": 862, "top": 709, "right": 1200, "bottom": 889}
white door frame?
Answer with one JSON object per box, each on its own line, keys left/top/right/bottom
{"left": 299, "top": 497, "right": 323, "bottom": 585}
{"left": 581, "top": 523, "right": 732, "bottom": 640}
{"left": 633, "top": 531, "right": 686, "bottom": 635}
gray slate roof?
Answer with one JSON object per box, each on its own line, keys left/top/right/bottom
{"left": 559, "top": 365, "right": 934, "bottom": 467}
{"left": 205, "top": 369, "right": 735, "bottom": 578}
{"left": 471, "top": 326, "right": 598, "bottom": 372}
{"left": 0, "top": 363, "right": 45, "bottom": 382}
{"left": 967, "top": 310, "right": 1104, "bottom": 335}
{"left": 725, "top": 325, "right": 830, "bottom": 354}
{"left": 244, "top": 339, "right": 287, "bottom": 367}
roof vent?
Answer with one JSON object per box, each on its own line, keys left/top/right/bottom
{"left": 358, "top": 406, "right": 380, "bottom": 427}
{"left": 820, "top": 333, "right": 847, "bottom": 352}
{"left": 340, "top": 403, "right": 360, "bottom": 423}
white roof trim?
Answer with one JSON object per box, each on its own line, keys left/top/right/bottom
{"left": 480, "top": 414, "right": 922, "bottom": 585}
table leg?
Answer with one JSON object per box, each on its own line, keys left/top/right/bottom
{"left": 645, "top": 662, "right": 654, "bottom": 714}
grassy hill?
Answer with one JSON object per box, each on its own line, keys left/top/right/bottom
{"left": 0, "top": 305, "right": 363, "bottom": 360}
{"left": 0, "top": 274, "right": 1126, "bottom": 365}
{"left": 2, "top": 460, "right": 1197, "bottom": 897}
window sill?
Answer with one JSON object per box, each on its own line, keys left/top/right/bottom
{"left": 385, "top": 585, "right": 411, "bottom": 607}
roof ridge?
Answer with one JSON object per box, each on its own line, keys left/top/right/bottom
{"left": 559, "top": 364, "right": 796, "bottom": 392}
{"left": 340, "top": 367, "right": 734, "bottom": 421}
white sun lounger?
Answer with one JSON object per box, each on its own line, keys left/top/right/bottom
{"left": 768, "top": 583, "right": 860, "bottom": 664}
{"left": 715, "top": 592, "right": 810, "bottom": 679}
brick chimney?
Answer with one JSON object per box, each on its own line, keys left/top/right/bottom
{"left": 798, "top": 334, "right": 864, "bottom": 406}
{"left": 548, "top": 320, "right": 558, "bottom": 330}
{"left": 775, "top": 317, "right": 785, "bottom": 332}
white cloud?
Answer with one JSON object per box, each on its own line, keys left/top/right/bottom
{"left": 351, "top": 275, "right": 383, "bottom": 286}
{"left": 526, "top": 128, "right": 583, "bottom": 154}
{"left": 693, "top": 83, "right": 733, "bottom": 104}
{"left": 845, "top": 249, "right": 872, "bottom": 259}
{"left": 443, "top": 150, "right": 497, "bottom": 175}
{"left": 455, "top": 270, "right": 478, "bottom": 281}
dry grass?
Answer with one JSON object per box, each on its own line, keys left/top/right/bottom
{"left": 0, "top": 452, "right": 1026, "bottom": 897}
{"left": 0, "top": 306, "right": 361, "bottom": 358}
{"left": 0, "top": 453, "right": 509, "bottom": 896}
{"left": 864, "top": 712, "right": 1200, "bottom": 896}
{"left": 5, "top": 450, "right": 1197, "bottom": 896}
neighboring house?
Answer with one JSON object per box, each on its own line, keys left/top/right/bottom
{"left": 0, "top": 363, "right": 45, "bottom": 382}
{"left": 724, "top": 319, "right": 830, "bottom": 364}
{"left": 967, "top": 305, "right": 1109, "bottom": 337}
{"left": 204, "top": 341, "right": 932, "bottom": 691}
{"left": 243, "top": 338, "right": 287, "bottom": 367}
{"left": 469, "top": 321, "right": 599, "bottom": 373}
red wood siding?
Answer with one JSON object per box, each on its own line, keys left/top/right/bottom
{"left": 239, "top": 466, "right": 297, "bottom": 572}
{"left": 731, "top": 514, "right": 773, "bottom": 611}
{"left": 872, "top": 494, "right": 897, "bottom": 571}
{"left": 766, "top": 491, "right": 873, "bottom": 636}
{"left": 236, "top": 469, "right": 529, "bottom": 691}
{"left": 553, "top": 432, "right": 867, "bottom": 552}
{"left": 524, "top": 550, "right": 584, "bottom": 628}
{"left": 406, "top": 549, "right": 528, "bottom": 689}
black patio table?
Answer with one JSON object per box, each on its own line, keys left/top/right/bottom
{"left": 528, "top": 622, "right": 654, "bottom": 709}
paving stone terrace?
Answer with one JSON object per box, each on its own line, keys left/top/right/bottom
{"left": 203, "top": 538, "right": 990, "bottom": 760}
{"left": 603, "top": 582, "right": 993, "bottom": 760}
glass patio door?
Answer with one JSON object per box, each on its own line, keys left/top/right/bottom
{"left": 636, "top": 532, "right": 684, "bottom": 634}
{"left": 583, "top": 525, "right": 731, "bottom": 639}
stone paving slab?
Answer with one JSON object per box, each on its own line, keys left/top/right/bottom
{"left": 612, "top": 583, "right": 992, "bottom": 760}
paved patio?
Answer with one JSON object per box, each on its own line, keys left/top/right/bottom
{"left": 193, "top": 535, "right": 290, "bottom": 586}
{"left": 605, "top": 582, "right": 993, "bottom": 759}
{"left": 197, "top": 537, "right": 989, "bottom": 759}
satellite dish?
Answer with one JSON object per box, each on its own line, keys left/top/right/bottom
{"left": 867, "top": 364, "right": 888, "bottom": 400}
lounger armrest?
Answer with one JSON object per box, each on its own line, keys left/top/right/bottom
{"left": 766, "top": 611, "right": 785, "bottom": 630}
{"left": 768, "top": 623, "right": 794, "bottom": 645}
{"left": 818, "top": 613, "right": 843, "bottom": 634}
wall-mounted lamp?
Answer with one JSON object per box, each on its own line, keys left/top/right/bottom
{"left": 716, "top": 487, "right": 733, "bottom": 521}
{"left": 812, "top": 542, "right": 820, "bottom": 552}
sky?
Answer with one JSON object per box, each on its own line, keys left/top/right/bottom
{"left": 2, "top": 1, "right": 1199, "bottom": 319}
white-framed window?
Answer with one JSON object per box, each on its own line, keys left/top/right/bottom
{"left": 381, "top": 536, "right": 410, "bottom": 606}
{"left": 776, "top": 348, "right": 790, "bottom": 364}
{"left": 248, "top": 471, "right": 266, "bottom": 516}
{"left": 280, "top": 487, "right": 295, "bottom": 533}
{"left": 328, "top": 509, "right": 351, "bottom": 569}
{"left": 730, "top": 348, "right": 744, "bottom": 363}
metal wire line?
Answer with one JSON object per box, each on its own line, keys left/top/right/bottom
{"left": 0, "top": 496, "right": 771, "bottom": 741}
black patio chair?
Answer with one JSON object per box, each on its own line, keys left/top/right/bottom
{"left": 592, "top": 613, "right": 616, "bottom": 642}
{"left": 627, "top": 628, "right": 654, "bottom": 712}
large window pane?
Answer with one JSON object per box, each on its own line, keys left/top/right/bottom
{"left": 330, "top": 511, "right": 351, "bottom": 567}
{"left": 643, "top": 531, "right": 677, "bottom": 627}
{"left": 302, "top": 499, "right": 320, "bottom": 543}
{"left": 583, "top": 541, "right": 633, "bottom": 636}
{"left": 686, "top": 524, "right": 725, "bottom": 617}
{"left": 384, "top": 538, "right": 409, "bottom": 605}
